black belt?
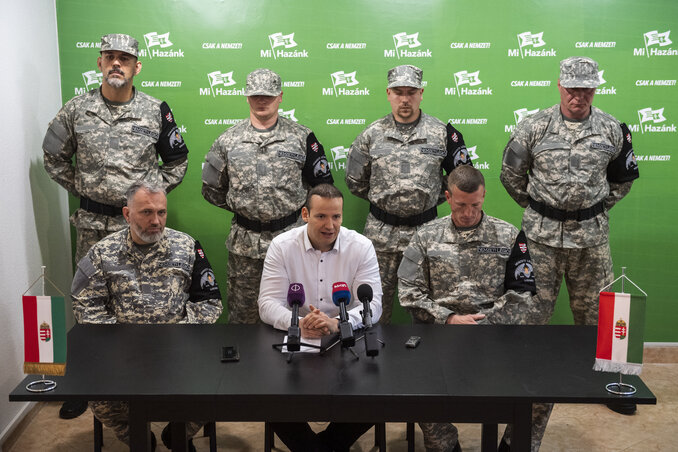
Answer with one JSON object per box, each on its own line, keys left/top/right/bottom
{"left": 79, "top": 197, "right": 123, "bottom": 216}
{"left": 234, "top": 209, "right": 301, "bottom": 233}
{"left": 369, "top": 204, "right": 437, "bottom": 227}
{"left": 528, "top": 198, "right": 605, "bottom": 222}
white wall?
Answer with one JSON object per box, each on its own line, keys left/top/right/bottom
{"left": 0, "top": 0, "right": 74, "bottom": 443}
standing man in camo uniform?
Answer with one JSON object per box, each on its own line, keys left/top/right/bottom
{"left": 398, "top": 165, "right": 545, "bottom": 452}
{"left": 71, "top": 180, "right": 222, "bottom": 450}
{"left": 500, "top": 57, "right": 640, "bottom": 421}
{"left": 500, "top": 56, "right": 639, "bottom": 326}
{"left": 346, "top": 64, "right": 471, "bottom": 323}
{"left": 202, "top": 68, "right": 333, "bottom": 324}
{"left": 42, "top": 32, "right": 188, "bottom": 419}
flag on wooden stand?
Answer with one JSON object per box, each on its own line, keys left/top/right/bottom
{"left": 594, "top": 291, "right": 646, "bottom": 375}
{"left": 22, "top": 295, "right": 67, "bottom": 376}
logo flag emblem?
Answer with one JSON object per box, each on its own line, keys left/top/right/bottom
{"left": 330, "top": 71, "right": 358, "bottom": 96}
{"left": 22, "top": 295, "right": 67, "bottom": 376}
{"left": 82, "top": 70, "right": 102, "bottom": 90}
{"left": 392, "top": 32, "right": 421, "bottom": 59}
{"left": 268, "top": 32, "right": 297, "bottom": 59}
{"left": 594, "top": 292, "right": 646, "bottom": 375}
{"left": 513, "top": 108, "right": 540, "bottom": 125}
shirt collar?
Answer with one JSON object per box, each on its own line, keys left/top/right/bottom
{"left": 301, "top": 224, "right": 342, "bottom": 253}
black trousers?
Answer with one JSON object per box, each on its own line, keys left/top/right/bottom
{"left": 270, "top": 421, "right": 373, "bottom": 452}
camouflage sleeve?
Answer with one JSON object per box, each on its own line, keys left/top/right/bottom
{"left": 185, "top": 241, "right": 223, "bottom": 324}
{"left": 344, "top": 131, "right": 371, "bottom": 199}
{"left": 70, "top": 250, "right": 117, "bottom": 324}
{"left": 201, "top": 140, "right": 231, "bottom": 210}
{"left": 42, "top": 107, "right": 78, "bottom": 196}
{"left": 442, "top": 123, "right": 472, "bottom": 173}
{"left": 490, "top": 231, "right": 539, "bottom": 325}
{"left": 605, "top": 123, "right": 638, "bottom": 210}
{"left": 302, "top": 132, "right": 334, "bottom": 186}
{"left": 156, "top": 102, "right": 188, "bottom": 193}
{"left": 397, "top": 233, "right": 453, "bottom": 324}
{"left": 500, "top": 130, "right": 533, "bottom": 208}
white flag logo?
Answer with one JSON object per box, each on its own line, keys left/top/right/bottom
{"left": 393, "top": 32, "right": 421, "bottom": 49}
{"left": 331, "top": 146, "right": 349, "bottom": 162}
{"left": 330, "top": 71, "right": 359, "bottom": 96}
{"left": 82, "top": 70, "right": 102, "bottom": 89}
{"left": 454, "top": 70, "right": 482, "bottom": 87}
{"left": 269, "top": 32, "right": 297, "bottom": 49}
{"left": 467, "top": 146, "right": 479, "bottom": 161}
{"left": 278, "top": 108, "right": 298, "bottom": 122}
{"left": 638, "top": 107, "right": 666, "bottom": 124}
{"left": 644, "top": 30, "right": 672, "bottom": 47}
{"left": 144, "top": 32, "right": 173, "bottom": 48}
{"left": 598, "top": 70, "right": 606, "bottom": 85}
{"left": 208, "top": 71, "right": 235, "bottom": 88}
{"left": 517, "top": 31, "right": 545, "bottom": 48}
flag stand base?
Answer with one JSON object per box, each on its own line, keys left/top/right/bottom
{"left": 605, "top": 382, "right": 636, "bottom": 395}
{"left": 26, "top": 375, "right": 57, "bottom": 393}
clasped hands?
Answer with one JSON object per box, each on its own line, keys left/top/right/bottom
{"left": 300, "top": 304, "right": 340, "bottom": 338}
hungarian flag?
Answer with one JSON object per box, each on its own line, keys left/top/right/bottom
{"left": 22, "top": 296, "right": 67, "bottom": 376}
{"left": 594, "top": 292, "right": 646, "bottom": 375}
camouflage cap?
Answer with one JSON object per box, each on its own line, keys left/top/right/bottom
{"left": 387, "top": 65, "right": 423, "bottom": 89}
{"left": 559, "top": 56, "right": 600, "bottom": 88}
{"left": 100, "top": 33, "right": 139, "bottom": 57}
{"left": 244, "top": 68, "right": 282, "bottom": 96}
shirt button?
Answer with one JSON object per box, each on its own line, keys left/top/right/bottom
{"left": 320, "top": 259, "right": 323, "bottom": 262}
{"left": 320, "top": 279, "right": 323, "bottom": 282}
{"left": 320, "top": 298, "right": 323, "bottom": 301}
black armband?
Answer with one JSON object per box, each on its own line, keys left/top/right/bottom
{"left": 189, "top": 241, "right": 222, "bottom": 303}
{"left": 607, "top": 123, "right": 639, "bottom": 183}
{"left": 156, "top": 102, "right": 189, "bottom": 163}
{"left": 442, "top": 123, "right": 472, "bottom": 173}
{"left": 504, "top": 230, "right": 537, "bottom": 295}
{"left": 302, "top": 132, "right": 334, "bottom": 186}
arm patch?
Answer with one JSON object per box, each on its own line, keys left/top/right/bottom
{"left": 302, "top": 132, "right": 334, "bottom": 186}
{"left": 71, "top": 256, "right": 97, "bottom": 296}
{"left": 443, "top": 123, "right": 472, "bottom": 172}
{"left": 156, "top": 102, "right": 189, "bottom": 163}
{"left": 504, "top": 230, "right": 537, "bottom": 295}
{"left": 607, "top": 123, "right": 640, "bottom": 183}
{"left": 189, "top": 241, "right": 222, "bottom": 302}
{"left": 43, "top": 121, "right": 69, "bottom": 156}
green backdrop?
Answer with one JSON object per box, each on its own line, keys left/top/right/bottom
{"left": 55, "top": 0, "right": 677, "bottom": 340}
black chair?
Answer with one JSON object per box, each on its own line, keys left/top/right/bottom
{"left": 93, "top": 416, "right": 217, "bottom": 452}
{"left": 264, "top": 421, "right": 387, "bottom": 451}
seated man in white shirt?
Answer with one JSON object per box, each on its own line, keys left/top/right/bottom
{"left": 258, "top": 183, "right": 383, "bottom": 452}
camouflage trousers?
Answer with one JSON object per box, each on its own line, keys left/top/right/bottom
{"left": 89, "top": 401, "right": 202, "bottom": 445}
{"left": 375, "top": 250, "right": 402, "bottom": 324}
{"left": 227, "top": 253, "right": 264, "bottom": 324}
{"left": 528, "top": 239, "right": 614, "bottom": 326}
{"left": 420, "top": 402, "right": 552, "bottom": 452}
{"left": 75, "top": 228, "right": 113, "bottom": 263}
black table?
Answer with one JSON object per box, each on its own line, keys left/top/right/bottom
{"left": 9, "top": 324, "right": 656, "bottom": 452}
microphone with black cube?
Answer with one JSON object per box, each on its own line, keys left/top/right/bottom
{"left": 271, "top": 282, "right": 322, "bottom": 361}
{"left": 357, "top": 284, "right": 383, "bottom": 357}
{"left": 332, "top": 282, "right": 355, "bottom": 347}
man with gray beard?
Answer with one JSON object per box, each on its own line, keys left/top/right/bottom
{"left": 71, "top": 180, "right": 222, "bottom": 450}
{"left": 43, "top": 33, "right": 190, "bottom": 419}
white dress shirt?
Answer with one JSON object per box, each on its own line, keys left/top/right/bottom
{"left": 258, "top": 224, "right": 383, "bottom": 331}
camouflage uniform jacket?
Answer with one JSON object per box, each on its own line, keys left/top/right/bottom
{"left": 500, "top": 104, "right": 636, "bottom": 248}
{"left": 43, "top": 88, "right": 189, "bottom": 231}
{"left": 398, "top": 214, "right": 536, "bottom": 324}
{"left": 202, "top": 117, "right": 333, "bottom": 259}
{"left": 345, "top": 112, "right": 469, "bottom": 252}
{"left": 71, "top": 227, "right": 223, "bottom": 324}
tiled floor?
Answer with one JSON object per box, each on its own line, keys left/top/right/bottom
{"left": 5, "top": 362, "right": 676, "bottom": 451}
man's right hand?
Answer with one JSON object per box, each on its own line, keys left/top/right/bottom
{"left": 446, "top": 313, "right": 485, "bottom": 324}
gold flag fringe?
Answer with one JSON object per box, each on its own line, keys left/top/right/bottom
{"left": 24, "top": 362, "right": 66, "bottom": 376}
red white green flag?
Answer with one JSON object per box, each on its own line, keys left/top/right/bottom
{"left": 594, "top": 291, "right": 646, "bottom": 375}
{"left": 22, "top": 295, "right": 67, "bottom": 375}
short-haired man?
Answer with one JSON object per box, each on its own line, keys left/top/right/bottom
{"left": 346, "top": 64, "right": 471, "bottom": 324}
{"left": 258, "top": 183, "right": 382, "bottom": 451}
{"left": 399, "top": 166, "right": 545, "bottom": 452}
{"left": 203, "top": 68, "right": 334, "bottom": 325}
{"left": 43, "top": 32, "right": 189, "bottom": 419}
{"left": 71, "top": 181, "right": 222, "bottom": 449}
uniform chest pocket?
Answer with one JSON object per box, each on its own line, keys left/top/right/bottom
{"left": 74, "top": 124, "right": 107, "bottom": 172}
{"left": 532, "top": 141, "right": 571, "bottom": 183}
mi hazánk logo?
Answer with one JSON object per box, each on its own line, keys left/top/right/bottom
{"left": 385, "top": 32, "right": 432, "bottom": 58}
{"left": 445, "top": 70, "right": 492, "bottom": 96}
{"left": 142, "top": 32, "right": 184, "bottom": 59}
{"left": 82, "top": 70, "right": 102, "bottom": 90}
{"left": 329, "top": 145, "right": 349, "bottom": 171}
{"left": 596, "top": 70, "right": 616, "bottom": 95}
{"left": 199, "top": 71, "right": 244, "bottom": 97}
{"left": 262, "top": 32, "right": 308, "bottom": 59}
{"left": 322, "top": 71, "right": 369, "bottom": 97}
{"left": 504, "top": 107, "right": 539, "bottom": 133}
{"left": 634, "top": 30, "right": 676, "bottom": 57}
{"left": 509, "top": 31, "right": 556, "bottom": 58}
{"left": 635, "top": 107, "right": 676, "bottom": 134}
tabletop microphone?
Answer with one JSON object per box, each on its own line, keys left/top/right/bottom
{"left": 357, "top": 284, "right": 379, "bottom": 356}
{"left": 332, "top": 282, "right": 355, "bottom": 347}
{"left": 286, "top": 283, "right": 305, "bottom": 352}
